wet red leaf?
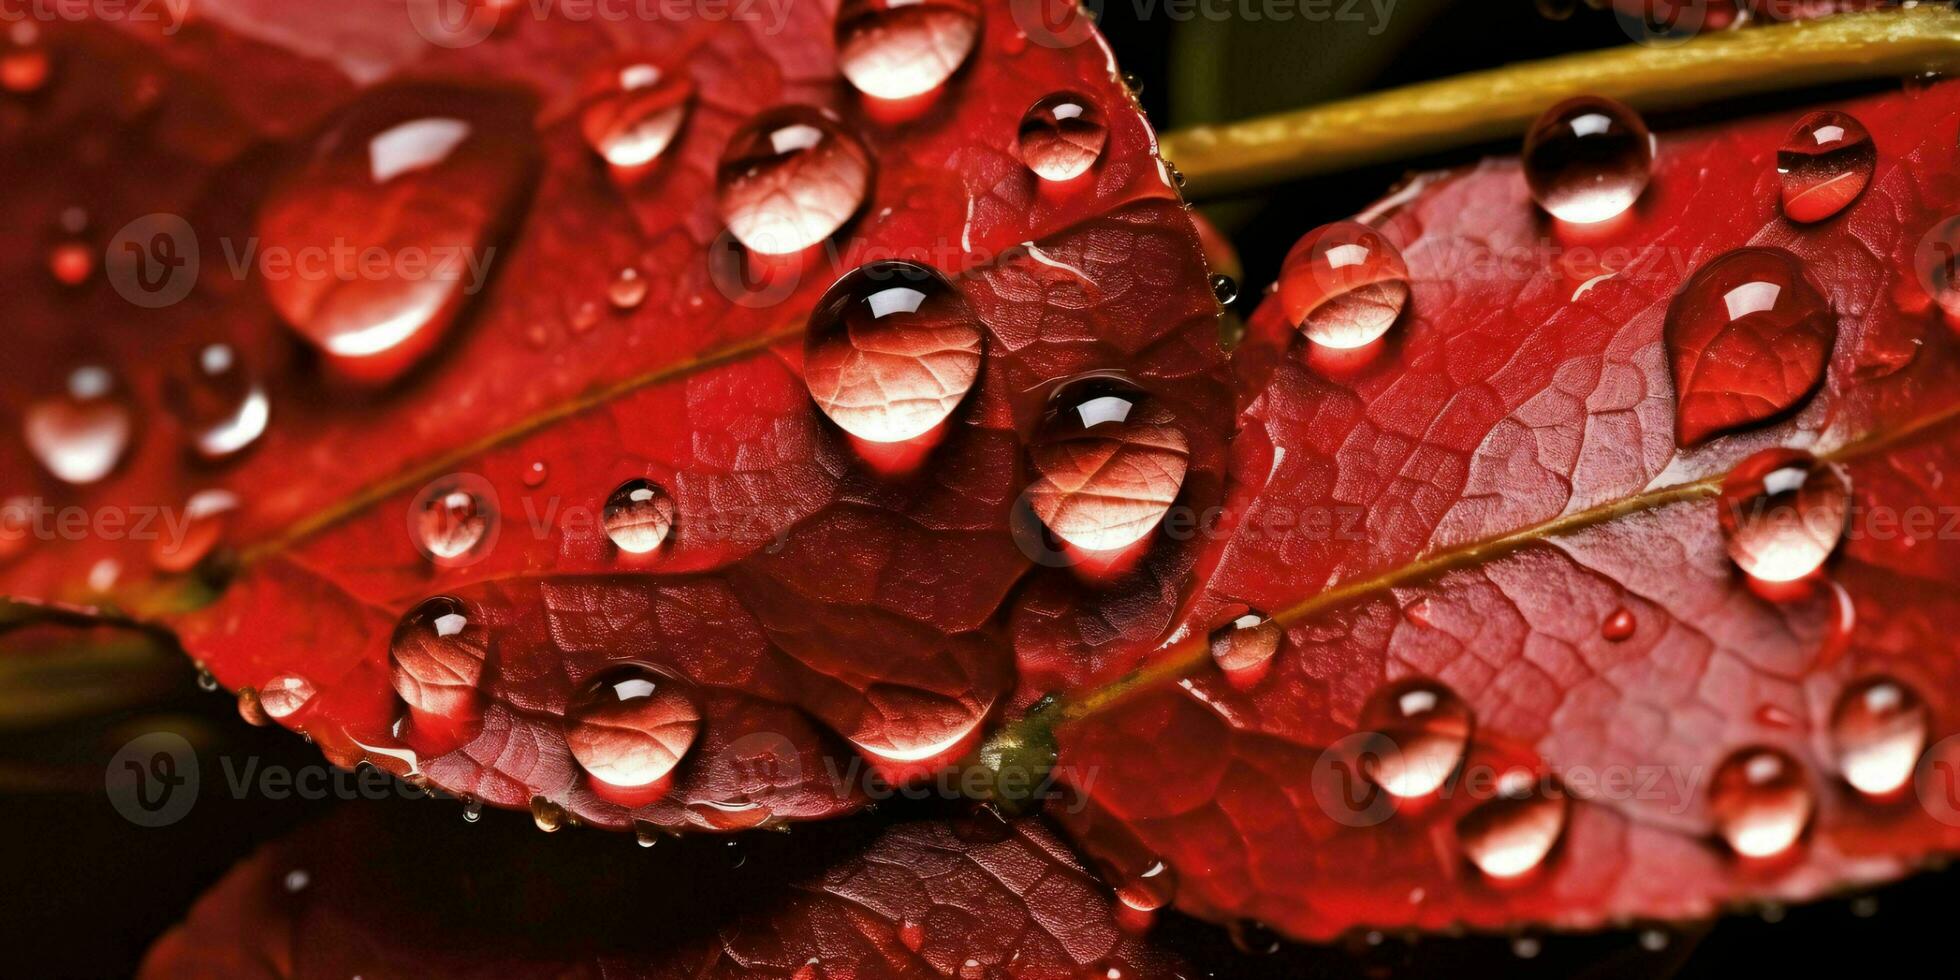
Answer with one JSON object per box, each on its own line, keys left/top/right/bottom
{"left": 1048, "top": 81, "right": 1960, "bottom": 939}
{"left": 139, "top": 806, "right": 1192, "bottom": 979}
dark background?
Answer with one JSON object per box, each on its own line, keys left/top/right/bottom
{"left": 3, "top": 2, "right": 1947, "bottom": 977}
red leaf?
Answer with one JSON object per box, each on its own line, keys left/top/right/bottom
{"left": 139, "top": 807, "right": 1192, "bottom": 979}
{"left": 1047, "top": 80, "right": 1960, "bottom": 939}
{"left": 0, "top": 1, "right": 1228, "bottom": 832}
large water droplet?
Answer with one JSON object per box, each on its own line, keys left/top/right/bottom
{"left": 1831, "top": 677, "right": 1927, "bottom": 798}
{"left": 1457, "top": 771, "right": 1568, "bottom": 879}
{"left": 1523, "top": 96, "right": 1652, "bottom": 223}
{"left": 236, "top": 687, "right": 270, "bottom": 726}
{"left": 1114, "top": 858, "right": 1176, "bottom": 931}
{"left": 260, "top": 674, "right": 316, "bottom": 720}
{"left": 1777, "top": 110, "right": 1873, "bottom": 224}
{"left": 579, "top": 60, "right": 692, "bottom": 170}
{"left": 1717, "top": 448, "right": 1849, "bottom": 584}
{"left": 411, "top": 477, "right": 497, "bottom": 566}
{"left": 835, "top": 0, "right": 981, "bottom": 101}
{"left": 1017, "top": 92, "right": 1107, "bottom": 182}
{"left": 717, "top": 106, "right": 872, "bottom": 255}
{"left": 531, "top": 795, "right": 567, "bottom": 832}
{"left": 1665, "top": 248, "right": 1833, "bottom": 446}
{"left": 602, "top": 478, "right": 675, "bottom": 555}
{"left": 1278, "top": 220, "right": 1410, "bottom": 350}
{"left": 163, "top": 343, "right": 268, "bottom": 460}
{"left": 24, "top": 365, "right": 134, "bottom": 485}
{"left": 1209, "top": 611, "right": 1281, "bottom": 684}
{"left": 804, "top": 260, "right": 983, "bottom": 444}
{"left": 389, "top": 597, "right": 487, "bottom": 719}
{"left": 566, "top": 669, "right": 701, "bottom": 789}
{"left": 1358, "top": 677, "right": 1472, "bottom": 799}
{"left": 1710, "top": 746, "right": 1813, "bottom": 858}
{"left": 1026, "top": 376, "right": 1189, "bottom": 553}
{"left": 256, "top": 85, "right": 536, "bottom": 381}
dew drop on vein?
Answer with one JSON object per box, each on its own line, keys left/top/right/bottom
{"left": 804, "top": 260, "right": 983, "bottom": 444}
{"left": 1710, "top": 746, "right": 1813, "bottom": 859}
{"left": 565, "top": 669, "right": 701, "bottom": 789}
{"left": 1831, "top": 676, "right": 1927, "bottom": 798}
{"left": 1209, "top": 611, "right": 1281, "bottom": 686}
{"left": 1522, "top": 95, "right": 1652, "bottom": 224}
{"left": 602, "top": 478, "right": 675, "bottom": 555}
{"left": 578, "top": 59, "right": 692, "bottom": 170}
{"left": 717, "top": 106, "right": 872, "bottom": 256}
{"left": 1717, "top": 448, "right": 1849, "bottom": 584}
{"left": 163, "top": 343, "right": 268, "bottom": 460}
{"left": 1025, "top": 376, "right": 1189, "bottom": 553}
{"left": 1357, "top": 677, "right": 1472, "bottom": 799}
{"left": 24, "top": 364, "right": 134, "bottom": 485}
{"left": 1017, "top": 92, "right": 1107, "bottom": 182}
{"left": 835, "top": 0, "right": 981, "bottom": 101}
{"left": 1278, "top": 220, "right": 1410, "bottom": 350}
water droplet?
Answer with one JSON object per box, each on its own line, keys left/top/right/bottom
{"left": 835, "top": 0, "right": 981, "bottom": 101}
{"left": 389, "top": 597, "right": 487, "bottom": 718}
{"left": 608, "top": 267, "right": 647, "bottom": 310}
{"left": 1, "top": 21, "right": 50, "bottom": 94}
{"left": 259, "top": 674, "right": 315, "bottom": 720}
{"left": 602, "top": 478, "right": 675, "bottom": 555}
{"left": 1016, "top": 92, "right": 1107, "bottom": 182}
{"left": 1831, "top": 676, "right": 1927, "bottom": 798}
{"left": 717, "top": 106, "right": 872, "bottom": 255}
{"left": 1026, "top": 375, "right": 1189, "bottom": 553}
{"left": 1208, "top": 612, "right": 1281, "bottom": 680}
{"left": 579, "top": 59, "right": 692, "bottom": 170}
{"left": 1522, "top": 95, "right": 1652, "bottom": 223}
{"left": 47, "top": 241, "right": 93, "bottom": 286}
{"left": 1665, "top": 248, "right": 1833, "bottom": 446}
{"left": 1209, "top": 273, "right": 1239, "bottom": 305}
{"left": 462, "top": 799, "right": 483, "bottom": 823}
{"left": 283, "top": 869, "right": 310, "bottom": 893}
{"left": 24, "top": 365, "right": 134, "bottom": 485}
{"left": 1511, "top": 936, "right": 1542, "bottom": 960}
{"left": 163, "top": 343, "right": 269, "bottom": 460}
{"left": 898, "top": 919, "right": 926, "bottom": 952}
{"left": 195, "top": 666, "right": 219, "bottom": 693}
{"left": 1717, "top": 448, "right": 1849, "bottom": 584}
{"left": 1639, "top": 928, "right": 1669, "bottom": 952}
{"left": 633, "top": 821, "right": 660, "bottom": 847}
{"left": 804, "top": 260, "right": 983, "bottom": 444}
{"left": 1228, "top": 921, "right": 1281, "bottom": 955}
{"left": 1777, "top": 110, "right": 1873, "bottom": 224}
{"left": 1710, "top": 746, "right": 1813, "bottom": 858}
{"left": 412, "top": 478, "right": 496, "bottom": 566}
{"left": 521, "top": 461, "right": 549, "bottom": 488}
{"left": 1602, "top": 606, "right": 1636, "bottom": 641}
{"left": 530, "top": 795, "right": 567, "bottom": 832}
{"left": 566, "top": 669, "right": 701, "bottom": 788}
{"left": 152, "top": 489, "right": 240, "bottom": 573}
{"left": 1278, "top": 220, "right": 1410, "bottom": 350}
{"left": 1121, "top": 72, "right": 1143, "bottom": 95}
{"left": 1358, "top": 678, "right": 1472, "bottom": 799}
{"left": 257, "top": 85, "right": 536, "bottom": 381}
{"left": 1456, "top": 771, "right": 1568, "bottom": 879}
{"left": 236, "top": 686, "right": 270, "bottom": 726}
{"left": 1114, "top": 858, "right": 1176, "bottom": 926}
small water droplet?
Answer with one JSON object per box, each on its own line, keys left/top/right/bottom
{"left": 282, "top": 869, "right": 310, "bottom": 893}
{"left": 1113, "top": 859, "right": 1175, "bottom": 934}
{"left": 566, "top": 668, "right": 701, "bottom": 788}
{"left": 1777, "top": 110, "right": 1873, "bottom": 224}
{"left": 1016, "top": 92, "right": 1107, "bottom": 182}
{"left": 717, "top": 106, "right": 872, "bottom": 255}
{"left": 1278, "top": 220, "right": 1410, "bottom": 350}
{"left": 411, "top": 479, "right": 496, "bottom": 565}
{"left": 1710, "top": 746, "right": 1813, "bottom": 858}
{"left": 1, "top": 21, "right": 50, "bottom": 94}
{"left": 1026, "top": 375, "right": 1189, "bottom": 553}
{"left": 260, "top": 674, "right": 316, "bottom": 720}
{"left": 579, "top": 59, "right": 692, "bottom": 170}
{"left": 1121, "top": 72, "right": 1143, "bottom": 95}
{"left": 521, "top": 460, "right": 548, "bottom": 487}
{"left": 1602, "top": 606, "right": 1636, "bottom": 641}
{"left": 1358, "top": 678, "right": 1472, "bottom": 799}
{"left": 236, "top": 686, "right": 270, "bottom": 726}
{"left": 1639, "top": 928, "right": 1669, "bottom": 952}
{"left": 47, "top": 241, "right": 93, "bottom": 285}
{"left": 389, "top": 596, "right": 487, "bottom": 718}
{"left": 195, "top": 666, "right": 219, "bottom": 692}
{"left": 1228, "top": 920, "right": 1281, "bottom": 955}
{"left": 1666, "top": 248, "right": 1833, "bottom": 446}
{"left": 1511, "top": 936, "right": 1542, "bottom": 960}
{"left": 608, "top": 267, "right": 647, "bottom": 310}
{"left": 602, "top": 478, "right": 675, "bottom": 555}
{"left": 835, "top": 0, "right": 981, "bottom": 101}
{"left": 257, "top": 85, "right": 536, "bottom": 381}
{"left": 24, "top": 364, "right": 134, "bottom": 485}
{"left": 462, "top": 799, "right": 483, "bottom": 823}
{"left": 1831, "top": 676, "right": 1927, "bottom": 798}
{"left": 633, "top": 821, "right": 660, "bottom": 847}
{"left": 163, "top": 343, "right": 268, "bottom": 460}
{"left": 1717, "top": 448, "right": 1849, "bottom": 584}
{"left": 1209, "top": 273, "right": 1239, "bottom": 305}
{"left": 1523, "top": 95, "right": 1652, "bottom": 223}
{"left": 1208, "top": 612, "right": 1281, "bottom": 684}
{"left": 152, "top": 488, "right": 239, "bottom": 573}
{"left": 1456, "top": 771, "right": 1568, "bottom": 879}
{"left": 530, "top": 795, "right": 566, "bottom": 832}
{"left": 804, "top": 260, "right": 983, "bottom": 445}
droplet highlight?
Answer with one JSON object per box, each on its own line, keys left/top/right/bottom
{"left": 1358, "top": 677, "right": 1472, "bottom": 799}
{"left": 1831, "top": 676, "right": 1927, "bottom": 798}
{"left": 804, "top": 260, "right": 983, "bottom": 444}
{"left": 1718, "top": 448, "right": 1849, "bottom": 584}
{"left": 1523, "top": 95, "right": 1653, "bottom": 224}
{"left": 1017, "top": 92, "right": 1107, "bottom": 182}
{"left": 1278, "top": 220, "right": 1410, "bottom": 350}
{"left": 717, "top": 106, "right": 872, "bottom": 256}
